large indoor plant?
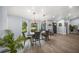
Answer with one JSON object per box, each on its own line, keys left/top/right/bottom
{"left": 69, "top": 25, "right": 78, "bottom": 32}
{"left": 0, "top": 30, "right": 25, "bottom": 53}
{"left": 22, "top": 21, "right": 27, "bottom": 44}
{"left": 22, "top": 21, "right": 27, "bottom": 33}
{"left": 69, "top": 25, "right": 74, "bottom": 32}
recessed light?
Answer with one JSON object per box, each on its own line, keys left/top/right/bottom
{"left": 53, "top": 16, "right": 55, "bottom": 18}
{"left": 41, "top": 9, "right": 44, "bottom": 12}
{"left": 69, "top": 6, "right": 73, "bottom": 8}
{"left": 27, "top": 10, "right": 31, "bottom": 13}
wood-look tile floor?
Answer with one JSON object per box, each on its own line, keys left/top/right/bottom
{"left": 24, "top": 34, "right": 79, "bottom": 53}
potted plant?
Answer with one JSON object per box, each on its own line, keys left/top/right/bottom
{"left": 0, "top": 30, "right": 24, "bottom": 53}
{"left": 69, "top": 25, "right": 78, "bottom": 32}
{"left": 22, "top": 21, "right": 27, "bottom": 44}
{"left": 31, "top": 23, "right": 37, "bottom": 32}
{"left": 69, "top": 25, "right": 74, "bottom": 32}
{"left": 22, "top": 21, "right": 27, "bottom": 33}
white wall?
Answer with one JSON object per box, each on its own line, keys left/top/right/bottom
{"left": 0, "top": 7, "right": 3, "bottom": 29}
{"left": 57, "top": 20, "right": 66, "bottom": 34}
{"left": 25, "top": 18, "right": 31, "bottom": 35}
{"left": 0, "top": 7, "right": 8, "bottom": 30}
{"left": 0, "top": 7, "right": 8, "bottom": 38}
{"left": 8, "top": 15, "right": 22, "bottom": 39}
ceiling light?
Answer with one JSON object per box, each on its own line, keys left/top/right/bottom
{"left": 69, "top": 6, "right": 73, "bottom": 8}
{"left": 53, "top": 16, "right": 55, "bottom": 18}
{"left": 41, "top": 9, "right": 44, "bottom": 12}
{"left": 27, "top": 10, "right": 31, "bottom": 13}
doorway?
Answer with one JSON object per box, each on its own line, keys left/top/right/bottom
{"left": 52, "top": 23, "right": 57, "bottom": 34}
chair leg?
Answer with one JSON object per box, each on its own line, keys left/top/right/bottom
{"left": 39, "top": 40, "right": 41, "bottom": 47}
{"left": 30, "top": 38, "right": 33, "bottom": 47}
{"left": 31, "top": 39, "right": 35, "bottom": 47}
{"left": 35, "top": 39, "right": 37, "bottom": 47}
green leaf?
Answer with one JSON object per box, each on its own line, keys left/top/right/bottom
{"left": 0, "top": 39, "right": 5, "bottom": 46}
{"left": 22, "top": 21, "right": 27, "bottom": 33}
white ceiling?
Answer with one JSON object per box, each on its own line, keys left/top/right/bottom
{"left": 6, "top": 6, "right": 79, "bottom": 21}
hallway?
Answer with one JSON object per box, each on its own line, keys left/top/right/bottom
{"left": 24, "top": 34, "right": 79, "bottom": 53}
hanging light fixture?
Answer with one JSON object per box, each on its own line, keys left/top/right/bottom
{"left": 32, "top": 11, "right": 36, "bottom": 23}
